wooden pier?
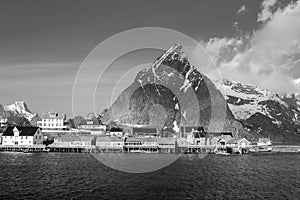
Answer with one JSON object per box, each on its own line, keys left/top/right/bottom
{"left": 49, "top": 145, "right": 96, "bottom": 153}
{"left": 0, "top": 145, "right": 46, "bottom": 152}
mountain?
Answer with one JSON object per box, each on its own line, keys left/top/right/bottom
{"left": 101, "top": 44, "right": 249, "bottom": 138}
{"left": 214, "top": 80, "right": 300, "bottom": 143}
{"left": 0, "top": 101, "right": 40, "bottom": 126}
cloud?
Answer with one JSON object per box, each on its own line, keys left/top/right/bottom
{"left": 257, "top": 0, "right": 278, "bottom": 22}
{"left": 204, "top": 0, "right": 300, "bottom": 94}
{"left": 295, "top": 77, "right": 300, "bottom": 85}
{"left": 237, "top": 5, "right": 247, "bottom": 15}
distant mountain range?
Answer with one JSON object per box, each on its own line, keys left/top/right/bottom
{"left": 214, "top": 80, "right": 300, "bottom": 143}
{"left": 0, "top": 101, "right": 40, "bottom": 126}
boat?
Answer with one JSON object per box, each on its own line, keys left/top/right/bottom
{"left": 257, "top": 146, "right": 272, "bottom": 152}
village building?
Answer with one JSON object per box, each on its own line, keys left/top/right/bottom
{"left": 257, "top": 138, "right": 272, "bottom": 146}
{"left": 123, "top": 137, "right": 160, "bottom": 153}
{"left": 96, "top": 136, "right": 124, "bottom": 149}
{"left": 209, "top": 134, "right": 234, "bottom": 146}
{"left": 0, "top": 118, "right": 7, "bottom": 127}
{"left": 227, "top": 138, "right": 251, "bottom": 148}
{"left": 186, "top": 131, "right": 206, "bottom": 145}
{"left": 132, "top": 127, "right": 158, "bottom": 137}
{"left": 109, "top": 127, "right": 123, "bottom": 137}
{"left": 139, "top": 137, "right": 158, "bottom": 147}
{"left": 2, "top": 126, "right": 44, "bottom": 146}
{"left": 76, "top": 119, "right": 107, "bottom": 132}
{"left": 51, "top": 135, "right": 95, "bottom": 147}
{"left": 226, "top": 138, "right": 251, "bottom": 154}
{"left": 206, "top": 132, "right": 233, "bottom": 138}
{"left": 180, "top": 126, "right": 204, "bottom": 139}
{"left": 124, "top": 137, "right": 142, "bottom": 146}
{"left": 157, "top": 137, "right": 176, "bottom": 149}
{"left": 176, "top": 138, "right": 190, "bottom": 147}
{"left": 37, "top": 112, "right": 68, "bottom": 132}
{"left": 206, "top": 132, "right": 234, "bottom": 146}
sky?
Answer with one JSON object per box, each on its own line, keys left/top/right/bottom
{"left": 0, "top": 0, "right": 299, "bottom": 117}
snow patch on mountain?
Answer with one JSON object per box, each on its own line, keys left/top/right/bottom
{"left": 173, "top": 120, "right": 180, "bottom": 132}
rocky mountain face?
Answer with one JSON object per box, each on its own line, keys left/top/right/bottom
{"left": 102, "top": 44, "right": 249, "bottom": 138}
{"left": 214, "top": 80, "right": 300, "bottom": 143}
{"left": 0, "top": 101, "right": 40, "bottom": 126}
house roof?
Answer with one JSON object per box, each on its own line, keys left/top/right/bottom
{"left": 156, "top": 137, "right": 175, "bottom": 144}
{"left": 207, "top": 132, "right": 233, "bottom": 138}
{"left": 96, "top": 136, "right": 123, "bottom": 142}
{"left": 79, "top": 135, "right": 95, "bottom": 142}
{"left": 132, "top": 127, "right": 157, "bottom": 134}
{"left": 125, "top": 137, "right": 142, "bottom": 142}
{"left": 227, "top": 138, "right": 249, "bottom": 144}
{"left": 41, "top": 112, "right": 65, "bottom": 119}
{"left": 139, "top": 137, "right": 157, "bottom": 143}
{"left": 55, "top": 135, "right": 81, "bottom": 142}
{"left": 76, "top": 119, "right": 104, "bottom": 126}
{"left": 218, "top": 135, "right": 233, "bottom": 142}
{"left": 193, "top": 131, "right": 206, "bottom": 138}
{"left": 110, "top": 127, "right": 122, "bottom": 132}
{"left": 2, "top": 126, "right": 39, "bottom": 136}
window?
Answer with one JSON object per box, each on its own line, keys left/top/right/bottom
{"left": 21, "top": 136, "right": 23, "bottom": 139}
{"left": 25, "top": 136, "right": 28, "bottom": 139}
{"left": 29, "top": 141, "right": 31, "bottom": 143}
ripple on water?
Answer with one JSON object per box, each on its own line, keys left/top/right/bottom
{"left": 0, "top": 152, "right": 299, "bottom": 199}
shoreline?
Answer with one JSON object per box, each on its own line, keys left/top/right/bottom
{"left": 0, "top": 144, "right": 300, "bottom": 154}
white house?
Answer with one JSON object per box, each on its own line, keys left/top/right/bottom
{"left": 76, "top": 119, "right": 107, "bottom": 130}
{"left": 257, "top": 138, "right": 272, "bottom": 146}
{"left": 2, "top": 126, "right": 44, "bottom": 146}
{"left": 37, "top": 112, "right": 67, "bottom": 134}
{"left": 0, "top": 118, "right": 7, "bottom": 127}
{"left": 227, "top": 138, "right": 251, "bottom": 148}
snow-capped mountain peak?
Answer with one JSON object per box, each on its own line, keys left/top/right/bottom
{"left": 4, "top": 101, "right": 37, "bottom": 121}
{"left": 152, "top": 43, "right": 187, "bottom": 68}
{"left": 214, "top": 79, "right": 291, "bottom": 120}
{"left": 214, "top": 79, "right": 300, "bottom": 141}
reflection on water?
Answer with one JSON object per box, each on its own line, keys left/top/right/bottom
{"left": 0, "top": 152, "right": 299, "bottom": 199}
